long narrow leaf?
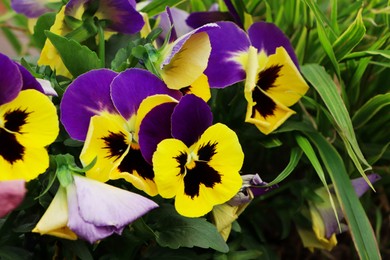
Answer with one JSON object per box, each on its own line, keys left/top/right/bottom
{"left": 352, "top": 93, "right": 390, "bottom": 129}
{"left": 301, "top": 64, "right": 372, "bottom": 181}
{"left": 306, "top": 132, "right": 381, "bottom": 260}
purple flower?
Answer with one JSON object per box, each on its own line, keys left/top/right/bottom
{"left": 66, "top": 0, "right": 144, "bottom": 34}
{"left": 11, "top": 0, "right": 55, "bottom": 18}
{"left": 0, "top": 180, "right": 26, "bottom": 217}
{"left": 33, "top": 174, "right": 158, "bottom": 243}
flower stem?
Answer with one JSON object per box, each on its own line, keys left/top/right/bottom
{"left": 97, "top": 22, "right": 105, "bottom": 68}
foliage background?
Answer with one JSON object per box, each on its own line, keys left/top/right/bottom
{"left": 0, "top": 0, "right": 389, "bottom": 259}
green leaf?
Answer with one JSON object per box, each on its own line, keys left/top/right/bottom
{"left": 45, "top": 31, "right": 101, "bottom": 77}
{"left": 295, "top": 135, "right": 340, "bottom": 231}
{"left": 33, "top": 12, "right": 56, "bottom": 49}
{"left": 352, "top": 93, "right": 390, "bottom": 129}
{"left": 152, "top": 205, "right": 229, "bottom": 253}
{"left": 333, "top": 9, "right": 366, "bottom": 61}
{"left": 343, "top": 49, "right": 390, "bottom": 60}
{"left": 141, "top": 0, "right": 186, "bottom": 17}
{"left": 301, "top": 64, "right": 372, "bottom": 182}
{"left": 305, "top": 132, "right": 381, "bottom": 260}
{"left": 266, "top": 147, "right": 302, "bottom": 186}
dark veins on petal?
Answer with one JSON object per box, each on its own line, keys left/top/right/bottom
{"left": 118, "top": 147, "right": 154, "bottom": 180}
{"left": 197, "top": 141, "right": 217, "bottom": 161}
{"left": 184, "top": 161, "right": 221, "bottom": 199}
{"left": 174, "top": 151, "right": 187, "bottom": 175}
{"left": 4, "top": 109, "right": 30, "bottom": 132}
{"left": 102, "top": 131, "right": 128, "bottom": 161}
{"left": 0, "top": 128, "right": 25, "bottom": 164}
{"left": 252, "top": 64, "right": 283, "bottom": 118}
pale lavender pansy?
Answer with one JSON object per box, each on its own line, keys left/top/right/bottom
{"left": 67, "top": 174, "right": 158, "bottom": 243}
{"left": 65, "top": 0, "right": 144, "bottom": 34}
{"left": 138, "top": 94, "right": 213, "bottom": 164}
{"left": 158, "top": 6, "right": 192, "bottom": 43}
{"left": 204, "top": 21, "right": 299, "bottom": 88}
{"left": 0, "top": 180, "right": 26, "bottom": 217}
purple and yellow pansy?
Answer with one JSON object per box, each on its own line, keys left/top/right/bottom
{"left": 0, "top": 53, "right": 59, "bottom": 181}
{"left": 205, "top": 21, "right": 309, "bottom": 134}
{"left": 60, "top": 68, "right": 181, "bottom": 196}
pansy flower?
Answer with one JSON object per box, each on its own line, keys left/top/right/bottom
{"left": 11, "top": 0, "right": 56, "bottom": 18}
{"left": 297, "top": 174, "right": 381, "bottom": 251}
{"left": 33, "top": 173, "right": 158, "bottom": 243}
{"left": 61, "top": 68, "right": 181, "bottom": 196}
{"left": 138, "top": 94, "right": 244, "bottom": 217}
{"left": 204, "top": 21, "right": 309, "bottom": 134}
{"left": 0, "top": 53, "right": 59, "bottom": 181}
{"left": 155, "top": 23, "right": 218, "bottom": 101}
{"left": 0, "top": 180, "right": 26, "bottom": 217}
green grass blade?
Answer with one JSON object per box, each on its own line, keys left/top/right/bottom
{"left": 306, "top": 132, "right": 381, "bottom": 260}
{"left": 265, "top": 147, "right": 302, "bottom": 186}
{"left": 295, "top": 134, "right": 341, "bottom": 231}
{"left": 301, "top": 64, "right": 372, "bottom": 181}
{"left": 352, "top": 93, "right": 390, "bottom": 129}
{"left": 343, "top": 50, "right": 390, "bottom": 60}
{"left": 333, "top": 9, "right": 366, "bottom": 61}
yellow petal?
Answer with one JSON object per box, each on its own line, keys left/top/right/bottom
{"left": 153, "top": 139, "right": 189, "bottom": 198}
{"left": 160, "top": 32, "right": 211, "bottom": 90}
{"left": 38, "top": 6, "right": 72, "bottom": 78}
{"left": 0, "top": 146, "right": 49, "bottom": 181}
{"left": 244, "top": 89, "right": 295, "bottom": 135}
{"left": 80, "top": 114, "right": 130, "bottom": 182}
{"left": 181, "top": 74, "right": 211, "bottom": 102}
{"left": 33, "top": 187, "right": 78, "bottom": 240}
{"left": 0, "top": 90, "right": 59, "bottom": 148}
{"left": 262, "top": 47, "right": 309, "bottom": 107}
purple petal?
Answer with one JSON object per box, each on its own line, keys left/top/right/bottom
{"left": 36, "top": 78, "right": 58, "bottom": 96}
{"left": 248, "top": 22, "right": 299, "bottom": 68}
{"left": 0, "top": 180, "right": 26, "bottom": 218}
{"left": 60, "top": 69, "right": 118, "bottom": 141}
{"left": 11, "top": 0, "right": 52, "bottom": 18}
{"left": 204, "top": 21, "right": 250, "bottom": 88}
{"left": 139, "top": 102, "right": 177, "bottom": 164}
{"left": 352, "top": 173, "right": 381, "bottom": 198}
{"left": 171, "top": 94, "right": 213, "bottom": 147}
{"left": 162, "top": 23, "right": 219, "bottom": 67}
{"left": 223, "top": 0, "right": 243, "bottom": 28}
{"left": 0, "top": 53, "right": 22, "bottom": 105}
{"left": 186, "top": 11, "right": 234, "bottom": 29}
{"left": 16, "top": 64, "right": 44, "bottom": 93}
{"left": 69, "top": 175, "right": 158, "bottom": 243}
{"left": 159, "top": 7, "right": 192, "bottom": 41}
{"left": 66, "top": 0, "right": 144, "bottom": 34}
{"left": 111, "top": 69, "right": 182, "bottom": 119}
{"left": 97, "top": 0, "right": 144, "bottom": 34}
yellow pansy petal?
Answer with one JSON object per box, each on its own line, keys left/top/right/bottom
{"left": 33, "top": 187, "right": 78, "bottom": 240}
{"left": 112, "top": 168, "right": 158, "bottom": 196}
{"left": 245, "top": 88, "right": 295, "bottom": 135}
{"left": 175, "top": 184, "right": 214, "bottom": 217}
{"left": 0, "top": 146, "right": 49, "bottom": 181}
{"left": 181, "top": 74, "right": 211, "bottom": 102}
{"left": 153, "top": 139, "right": 190, "bottom": 198}
{"left": 160, "top": 32, "right": 211, "bottom": 90}
{"left": 0, "top": 90, "right": 59, "bottom": 148}
{"left": 80, "top": 114, "right": 130, "bottom": 182}
{"left": 38, "top": 6, "right": 72, "bottom": 78}
{"left": 262, "top": 47, "right": 309, "bottom": 107}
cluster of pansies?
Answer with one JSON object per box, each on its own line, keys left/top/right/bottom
{"left": 0, "top": 0, "right": 381, "bottom": 252}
